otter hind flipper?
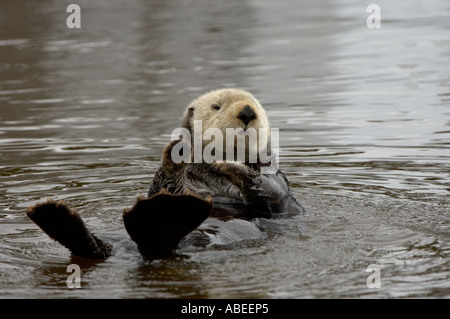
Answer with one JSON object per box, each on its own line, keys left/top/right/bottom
{"left": 26, "top": 200, "right": 112, "bottom": 259}
{"left": 123, "top": 192, "right": 212, "bottom": 258}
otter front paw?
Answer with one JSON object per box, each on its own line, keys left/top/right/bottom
{"left": 211, "top": 162, "right": 260, "bottom": 189}
{"left": 162, "top": 139, "right": 191, "bottom": 175}
{"left": 150, "top": 139, "right": 192, "bottom": 195}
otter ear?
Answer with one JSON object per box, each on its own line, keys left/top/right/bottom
{"left": 181, "top": 107, "right": 194, "bottom": 132}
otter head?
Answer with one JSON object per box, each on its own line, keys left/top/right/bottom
{"left": 180, "top": 88, "right": 271, "bottom": 164}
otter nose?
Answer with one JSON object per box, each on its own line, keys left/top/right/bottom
{"left": 237, "top": 105, "right": 257, "bottom": 126}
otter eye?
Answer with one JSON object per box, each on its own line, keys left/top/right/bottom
{"left": 212, "top": 104, "right": 221, "bottom": 111}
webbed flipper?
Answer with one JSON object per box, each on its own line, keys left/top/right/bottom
{"left": 123, "top": 190, "right": 212, "bottom": 258}
{"left": 26, "top": 200, "right": 112, "bottom": 259}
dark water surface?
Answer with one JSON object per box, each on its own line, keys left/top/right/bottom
{"left": 0, "top": 0, "right": 449, "bottom": 298}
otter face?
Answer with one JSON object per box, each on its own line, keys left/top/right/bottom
{"left": 181, "top": 89, "right": 271, "bottom": 162}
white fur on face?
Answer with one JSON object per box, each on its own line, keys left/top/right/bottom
{"left": 182, "top": 89, "right": 271, "bottom": 160}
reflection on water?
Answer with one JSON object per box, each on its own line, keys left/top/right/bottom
{"left": 0, "top": 0, "right": 449, "bottom": 298}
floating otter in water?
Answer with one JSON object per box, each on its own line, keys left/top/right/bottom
{"left": 27, "top": 89, "right": 304, "bottom": 259}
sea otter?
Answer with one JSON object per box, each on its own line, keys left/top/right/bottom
{"left": 27, "top": 89, "right": 304, "bottom": 259}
